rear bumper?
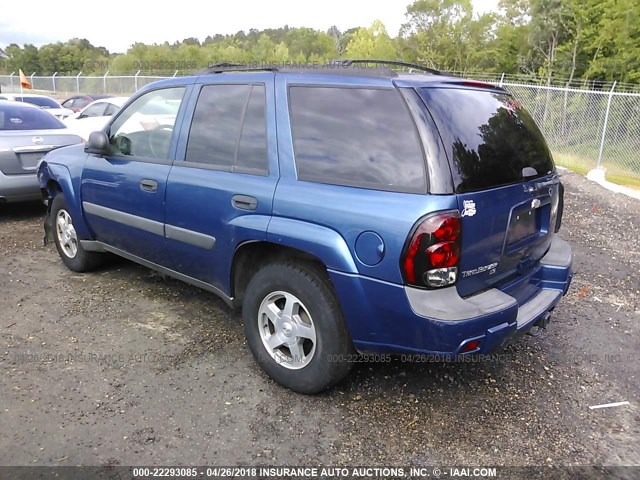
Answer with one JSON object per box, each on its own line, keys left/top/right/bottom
{"left": 0, "top": 171, "right": 41, "bottom": 203}
{"left": 330, "top": 236, "right": 573, "bottom": 356}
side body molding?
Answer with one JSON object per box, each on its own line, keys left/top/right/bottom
{"left": 83, "top": 201, "right": 216, "bottom": 250}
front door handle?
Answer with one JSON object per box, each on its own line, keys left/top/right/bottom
{"left": 232, "top": 195, "right": 257, "bottom": 211}
{"left": 140, "top": 179, "right": 158, "bottom": 192}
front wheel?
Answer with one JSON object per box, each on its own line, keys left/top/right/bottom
{"left": 242, "top": 261, "right": 354, "bottom": 394}
{"left": 51, "top": 194, "right": 103, "bottom": 272}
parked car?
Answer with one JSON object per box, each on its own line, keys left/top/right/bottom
{"left": 61, "top": 94, "right": 113, "bottom": 113}
{"left": 37, "top": 61, "right": 573, "bottom": 393}
{"left": 0, "top": 100, "right": 82, "bottom": 203}
{"left": 64, "top": 97, "right": 128, "bottom": 141}
{"left": 0, "top": 94, "right": 74, "bottom": 119}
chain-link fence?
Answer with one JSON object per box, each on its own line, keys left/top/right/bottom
{"left": 501, "top": 81, "right": 640, "bottom": 182}
{"left": 1, "top": 72, "right": 638, "bottom": 182}
{"left": 0, "top": 73, "right": 173, "bottom": 98}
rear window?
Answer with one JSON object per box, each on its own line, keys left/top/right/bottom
{"left": 418, "top": 88, "right": 555, "bottom": 193}
{"left": 16, "top": 96, "right": 62, "bottom": 109}
{"left": 289, "top": 86, "right": 427, "bottom": 193}
{"left": 0, "top": 105, "right": 65, "bottom": 130}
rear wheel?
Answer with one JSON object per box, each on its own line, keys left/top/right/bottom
{"left": 242, "top": 261, "right": 353, "bottom": 394}
{"left": 51, "top": 194, "right": 103, "bottom": 272}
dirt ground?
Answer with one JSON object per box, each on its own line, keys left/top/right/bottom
{"left": 0, "top": 170, "right": 638, "bottom": 474}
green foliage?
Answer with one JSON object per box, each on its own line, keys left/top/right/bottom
{"left": 344, "top": 20, "right": 396, "bottom": 59}
{"left": 0, "top": 1, "right": 637, "bottom": 84}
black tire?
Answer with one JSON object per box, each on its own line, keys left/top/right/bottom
{"left": 242, "top": 261, "right": 354, "bottom": 394}
{"left": 51, "top": 194, "right": 103, "bottom": 272}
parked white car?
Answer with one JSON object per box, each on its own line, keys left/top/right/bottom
{"left": 64, "top": 97, "right": 128, "bottom": 141}
{"left": 0, "top": 94, "right": 74, "bottom": 120}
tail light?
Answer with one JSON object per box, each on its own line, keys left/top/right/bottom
{"left": 401, "top": 211, "right": 461, "bottom": 288}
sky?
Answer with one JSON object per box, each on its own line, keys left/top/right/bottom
{"left": 1, "top": 0, "right": 500, "bottom": 53}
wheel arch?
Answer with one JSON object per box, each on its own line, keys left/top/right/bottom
{"left": 41, "top": 162, "right": 93, "bottom": 240}
{"left": 231, "top": 241, "right": 337, "bottom": 306}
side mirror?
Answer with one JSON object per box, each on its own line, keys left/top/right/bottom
{"left": 85, "top": 131, "right": 110, "bottom": 155}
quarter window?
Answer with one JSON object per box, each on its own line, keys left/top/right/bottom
{"left": 289, "top": 86, "right": 427, "bottom": 193}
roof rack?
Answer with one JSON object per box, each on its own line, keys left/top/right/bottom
{"left": 196, "top": 62, "right": 279, "bottom": 75}
{"left": 336, "top": 59, "right": 442, "bottom": 75}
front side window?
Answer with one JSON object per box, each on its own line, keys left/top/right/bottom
{"left": 104, "top": 104, "right": 120, "bottom": 116}
{"left": 185, "top": 84, "right": 268, "bottom": 174}
{"left": 108, "top": 87, "right": 185, "bottom": 159}
{"left": 80, "top": 102, "right": 107, "bottom": 118}
{"left": 289, "top": 86, "right": 427, "bottom": 193}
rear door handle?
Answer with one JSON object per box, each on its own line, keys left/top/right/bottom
{"left": 232, "top": 195, "right": 257, "bottom": 211}
{"left": 140, "top": 179, "right": 158, "bottom": 192}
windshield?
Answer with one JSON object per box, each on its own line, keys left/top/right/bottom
{"left": 0, "top": 104, "right": 66, "bottom": 130}
{"left": 419, "top": 88, "right": 555, "bottom": 193}
{"left": 16, "top": 96, "right": 62, "bottom": 109}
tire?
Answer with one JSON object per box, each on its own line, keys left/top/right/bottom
{"left": 51, "top": 194, "right": 103, "bottom": 272}
{"left": 242, "top": 261, "right": 354, "bottom": 394}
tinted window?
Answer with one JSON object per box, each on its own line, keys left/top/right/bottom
{"left": 186, "top": 84, "right": 252, "bottom": 171}
{"left": 62, "top": 98, "right": 74, "bottom": 108}
{"left": 104, "top": 104, "right": 119, "bottom": 116}
{"left": 289, "top": 86, "right": 426, "bottom": 193}
{"left": 0, "top": 104, "right": 65, "bottom": 130}
{"left": 81, "top": 102, "right": 107, "bottom": 118}
{"left": 418, "top": 88, "right": 555, "bottom": 193}
{"left": 108, "top": 87, "right": 184, "bottom": 159}
{"left": 16, "top": 96, "right": 61, "bottom": 109}
{"left": 236, "top": 86, "right": 268, "bottom": 174}
{"left": 73, "top": 98, "right": 90, "bottom": 110}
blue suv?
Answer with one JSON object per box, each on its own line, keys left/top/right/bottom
{"left": 38, "top": 61, "right": 573, "bottom": 393}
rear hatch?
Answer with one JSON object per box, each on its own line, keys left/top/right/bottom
{"left": 417, "top": 86, "right": 560, "bottom": 298}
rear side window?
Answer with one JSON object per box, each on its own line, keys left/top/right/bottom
{"left": 185, "top": 84, "right": 268, "bottom": 174}
{"left": 289, "top": 86, "right": 426, "bottom": 193}
{"left": 418, "top": 88, "right": 555, "bottom": 193}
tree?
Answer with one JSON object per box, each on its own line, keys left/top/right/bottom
{"left": 343, "top": 20, "right": 397, "bottom": 60}
{"left": 400, "top": 0, "right": 475, "bottom": 71}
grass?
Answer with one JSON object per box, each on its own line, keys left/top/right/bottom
{"left": 552, "top": 151, "right": 640, "bottom": 187}
{"left": 605, "top": 172, "right": 640, "bottom": 189}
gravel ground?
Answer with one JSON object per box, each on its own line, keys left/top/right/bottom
{"left": 0, "top": 170, "right": 638, "bottom": 474}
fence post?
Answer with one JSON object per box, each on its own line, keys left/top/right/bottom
{"left": 134, "top": 70, "right": 141, "bottom": 91}
{"left": 30, "top": 72, "right": 36, "bottom": 90}
{"left": 597, "top": 81, "right": 617, "bottom": 168}
{"left": 103, "top": 71, "right": 109, "bottom": 94}
{"left": 9, "top": 72, "right": 15, "bottom": 91}
{"left": 76, "top": 71, "right": 83, "bottom": 93}
{"left": 173, "top": 70, "right": 178, "bottom": 77}
{"left": 52, "top": 72, "right": 57, "bottom": 94}
{"left": 562, "top": 82, "right": 569, "bottom": 135}
{"left": 498, "top": 73, "right": 505, "bottom": 87}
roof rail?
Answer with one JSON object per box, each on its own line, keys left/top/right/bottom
{"left": 336, "top": 59, "right": 442, "bottom": 75}
{"left": 196, "top": 62, "right": 279, "bottom": 74}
